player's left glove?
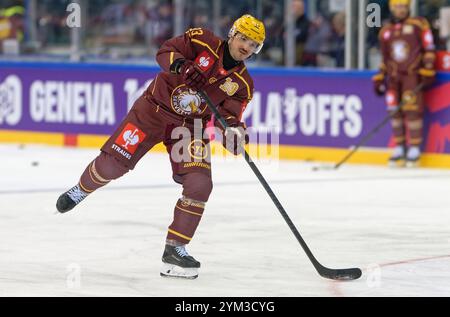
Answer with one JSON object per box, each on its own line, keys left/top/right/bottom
{"left": 418, "top": 68, "right": 436, "bottom": 89}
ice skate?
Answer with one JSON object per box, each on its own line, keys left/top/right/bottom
{"left": 388, "top": 145, "right": 406, "bottom": 168}
{"left": 406, "top": 146, "right": 421, "bottom": 168}
{"left": 56, "top": 184, "right": 88, "bottom": 213}
{"left": 160, "top": 244, "right": 200, "bottom": 279}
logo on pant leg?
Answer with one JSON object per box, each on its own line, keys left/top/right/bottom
{"left": 386, "top": 90, "right": 398, "bottom": 108}
{"left": 114, "top": 123, "right": 146, "bottom": 157}
{"left": 189, "top": 139, "right": 208, "bottom": 160}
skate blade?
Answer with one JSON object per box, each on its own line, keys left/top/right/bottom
{"left": 388, "top": 159, "right": 406, "bottom": 168}
{"left": 160, "top": 263, "right": 198, "bottom": 279}
{"left": 405, "top": 160, "right": 419, "bottom": 168}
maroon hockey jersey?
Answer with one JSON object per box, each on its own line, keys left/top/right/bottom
{"left": 145, "top": 27, "right": 254, "bottom": 127}
{"left": 378, "top": 17, "right": 436, "bottom": 77}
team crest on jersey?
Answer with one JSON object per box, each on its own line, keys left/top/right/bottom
{"left": 195, "top": 51, "right": 214, "bottom": 72}
{"left": 171, "top": 85, "right": 206, "bottom": 116}
{"left": 219, "top": 78, "right": 239, "bottom": 96}
{"left": 391, "top": 40, "right": 410, "bottom": 63}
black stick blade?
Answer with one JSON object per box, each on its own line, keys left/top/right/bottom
{"left": 319, "top": 267, "right": 362, "bottom": 281}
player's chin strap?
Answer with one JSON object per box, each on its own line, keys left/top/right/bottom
{"left": 199, "top": 90, "right": 362, "bottom": 281}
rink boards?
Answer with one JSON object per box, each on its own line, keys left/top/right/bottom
{"left": 0, "top": 61, "right": 449, "bottom": 168}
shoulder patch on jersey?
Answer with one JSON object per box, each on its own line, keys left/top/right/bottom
{"left": 422, "top": 28, "right": 435, "bottom": 50}
{"left": 403, "top": 24, "right": 414, "bottom": 34}
{"left": 379, "top": 25, "right": 392, "bottom": 41}
{"left": 406, "top": 17, "right": 430, "bottom": 30}
{"left": 219, "top": 78, "right": 239, "bottom": 96}
{"left": 195, "top": 51, "right": 215, "bottom": 71}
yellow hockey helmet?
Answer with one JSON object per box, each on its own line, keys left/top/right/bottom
{"left": 228, "top": 14, "right": 265, "bottom": 54}
{"left": 389, "top": 0, "right": 411, "bottom": 9}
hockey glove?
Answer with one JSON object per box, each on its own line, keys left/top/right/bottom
{"left": 418, "top": 68, "right": 436, "bottom": 89}
{"left": 223, "top": 121, "right": 249, "bottom": 156}
{"left": 372, "top": 73, "right": 386, "bottom": 96}
{"left": 171, "top": 59, "right": 207, "bottom": 91}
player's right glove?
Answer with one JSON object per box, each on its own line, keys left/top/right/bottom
{"left": 170, "top": 59, "right": 207, "bottom": 91}
{"left": 223, "top": 121, "right": 249, "bottom": 156}
{"left": 372, "top": 73, "right": 386, "bottom": 96}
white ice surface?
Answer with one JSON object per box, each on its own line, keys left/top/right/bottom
{"left": 0, "top": 144, "right": 450, "bottom": 297}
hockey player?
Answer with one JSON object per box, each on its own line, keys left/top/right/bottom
{"left": 372, "top": 0, "right": 436, "bottom": 167}
{"left": 55, "top": 15, "right": 264, "bottom": 279}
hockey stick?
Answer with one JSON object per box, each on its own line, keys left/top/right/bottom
{"left": 312, "top": 83, "right": 425, "bottom": 172}
{"left": 199, "top": 90, "right": 362, "bottom": 281}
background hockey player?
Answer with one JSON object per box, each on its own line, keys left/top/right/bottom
{"left": 372, "top": 0, "right": 436, "bottom": 167}
{"left": 56, "top": 14, "right": 265, "bottom": 279}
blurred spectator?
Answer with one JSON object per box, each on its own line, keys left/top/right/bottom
{"left": 150, "top": 1, "right": 173, "bottom": 47}
{"left": 277, "top": 0, "right": 310, "bottom": 66}
{"left": 419, "top": 0, "right": 448, "bottom": 50}
{"left": 440, "top": 6, "right": 450, "bottom": 50}
{"left": 260, "top": 1, "right": 284, "bottom": 64}
{"left": 88, "top": 0, "right": 150, "bottom": 47}
{"left": 190, "top": 10, "right": 212, "bottom": 30}
{"left": 302, "top": 13, "right": 332, "bottom": 67}
{"left": 36, "top": 0, "right": 70, "bottom": 48}
{"left": 0, "top": 0, "right": 24, "bottom": 53}
{"left": 292, "top": 0, "right": 310, "bottom": 65}
{"left": 366, "top": 0, "right": 390, "bottom": 50}
{"left": 328, "top": 11, "right": 345, "bottom": 68}
{"left": 3, "top": 0, "right": 448, "bottom": 67}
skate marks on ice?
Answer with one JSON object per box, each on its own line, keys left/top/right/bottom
{"left": 332, "top": 255, "right": 450, "bottom": 297}
{"left": 1, "top": 171, "right": 449, "bottom": 196}
{"left": 1, "top": 145, "right": 450, "bottom": 296}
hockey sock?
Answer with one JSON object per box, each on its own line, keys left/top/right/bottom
{"left": 166, "top": 197, "right": 205, "bottom": 244}
{"left": 79, "top": 151, "right": 129, "bottom": 193}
